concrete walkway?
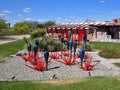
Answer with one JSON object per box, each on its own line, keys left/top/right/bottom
{"left": 89, "top": 52, "right": 120, "bottom": 76}
{"left": 0, "top": 35, "right": 30, "bottom": 45}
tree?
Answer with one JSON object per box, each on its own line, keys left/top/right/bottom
{"left": 0, "top": 18, "right": 8, "bottom": 31}
{"left": 36, "top": 21, "right": 56, "bottom": 29}
{"left": 11, "top": 21, "right": 32, "bottom": 34}
{"left": 44, "top": 21, "right": 56, "bottom": 27}
{"left": 37, "top": 23, "right": 45, "bottom": 28}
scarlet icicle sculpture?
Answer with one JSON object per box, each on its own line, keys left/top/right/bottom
{"left": 50, "top": 51, "right": 78, "bottom": 66}
{"left": 78, "top": 54, "right": 100, "bottom": 71}
{"left": 77, "top": 30, "right": 100, "bottom": 76}
{"left": 21, "top": 39, "right": 51, "bottom": 71}
{"left": 49, "top": 30, "right": 79, "bottom": 66}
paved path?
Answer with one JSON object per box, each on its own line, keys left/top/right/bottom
{"left": 89, "top": 52, "right": 120, "bottom": 76}
{"left": 0, "top": 35, "right": 30, "bottom": 45}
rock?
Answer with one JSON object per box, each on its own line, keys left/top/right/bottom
{"left": 10, "top": 55, "right": 16, "bottom": 58}
{"left": 16, "top": 51, "right": 26, "bottom": 56}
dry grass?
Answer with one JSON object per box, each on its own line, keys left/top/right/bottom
{"left": 32, "top": 78, "right": 87, "bottom": 85}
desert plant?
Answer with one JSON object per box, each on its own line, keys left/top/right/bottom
{"left": 30, "top": 28, "right": 46, "bottom": 39}
{"left": 79, "top": 42, "right": 93, "bottom": 51}
{"left": 47, "top": 45, "right": 55, "bottom": 51}
{"left": 86, "top": 43, "right": 93, "bottom": 51}
{"left": 23, "top": 37, "right": 28, "bottom": 44}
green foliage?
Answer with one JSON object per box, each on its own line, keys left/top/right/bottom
{"left": 25, "top": 36, "right": 65, "bottom": 52}
{"left": 23, "top": 37, "right": 28, "bottom": 44}
{"left": 86, "top": 42, "right": 93, "bottom": 51}
{"left": 44, "top": 21, "right": 56, "bottom": 27}
{"left": 11, "top": 21, "right": 32, "bottom": 34}
{"left": 37, "top": 36, "right": 66, "bottom": 51}
{"left": 113, "top": 63, "right": 120, "bottom": 67}
{"left": 0, "top": 18, "right": 8, "bottom": 31}
{"left": 0, "top": 77, "right": 120, "bottom": 90}
{"left": 90, "top": 41, "right": 120, "bottom": 50}
{"left": 30, "top": 28, "right": 46, "bottom": 39}
{"left": 36, "top": 23, "right": 45, "bottom": 28}
{"left": 78, "top": 42, "right": 93, "bottom": 51}
{"left": 99, "top": 46, "right": 120, "bottom": 58}
{"left": 0, "top": 20, "right": 56, "bottom": 36}
{"left": 0, "top": 39, "right": 26, "bottom": 62}
{"left": 31, "top": 21, "right": 55, "bottom": 29}
{"left": 0, "top": 30, "right": 17, "bottom": 36}
{"left": 47, "top": 45, "right": 55, "bottom": 51}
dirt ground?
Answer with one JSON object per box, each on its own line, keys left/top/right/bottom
{"left": 0, "top": 35, "right": 30, "bottom": 45}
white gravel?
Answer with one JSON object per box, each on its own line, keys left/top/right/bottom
{"left": 0, "top": 52, "right": 120, "bottom": 81}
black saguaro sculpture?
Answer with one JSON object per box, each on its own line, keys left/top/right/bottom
{"left": 69, "top": 39, "right": 73, "bottom": 55}
{"left": 27, "top": 43, "right": 32, "bottom": 57}
{"left": 83, "top": 33, "right": 87, "bottom": 50}
{"left": 73, "top": 39, "right": 77, "bottom": 57}
{"left": 27, "top": 43, "right": 32, "bottom": 52}
{"left": 68, "top": 30, "right": 71, "bottom": 41}
{"left": 44, "top": 49, "right": 49, "bottom": 70}
{"left": 34, "top": 44, "right": 38, "bottom": 62}
{"left": 33, "top": 38, "right": 39, "bottom": 62}
{"left": 79, "top": 45, "right": 85, "bottom": 66}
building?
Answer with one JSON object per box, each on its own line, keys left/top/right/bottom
{"left": 46, "top": 18, "right": 120, "bottom": 42}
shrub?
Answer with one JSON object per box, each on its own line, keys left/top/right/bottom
{"left": 47, "top": 45, "right": 55, "bottom": 51}
{"left": 24, "top": 35, "right": 67, "bottom": 52}
{"left": 0, "top": 29, "right": 21, "bottom": 36}
{"left": 30, "top": 28, "right": 46, "bottom": 39}
{"left": 99, "top": 46, "right": 120, "bottom": 58}
{"left": 86, "top": 43, "right": 93, "bottom": 51}
{"left": 79, "top": 42, "right": 93, "bottom": 51}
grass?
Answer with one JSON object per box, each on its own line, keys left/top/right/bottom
{"left": 0, "top": 39, "right": 26, "bottom": 62}
{"left": 90, "top": 41, "right": 120, "bottom": 50}
{"left": 113, "top": 63, "right": 120, "bottom": 67}
{"left": 0, "top": 77, "right": 120, "bottom": 90}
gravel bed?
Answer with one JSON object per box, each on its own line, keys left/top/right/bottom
{"left": 0, "top": 52, "right": 119, "bottom": 81}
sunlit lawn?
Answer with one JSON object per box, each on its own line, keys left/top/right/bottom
{"left": 0, "top": 77, "right": 120, "bottom": 90}
{"left": 0, "top": 39, "right": 26, "bottom": 62}
{"left": 113, "top": 63, "right": 120, "bottom": 67}
{"left": 90, "top": 41, "right": 120, "bottom": 50}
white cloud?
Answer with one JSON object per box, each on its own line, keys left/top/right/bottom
{"left": 3, "top": 10, "right": 12, "bottom": 13}
{"left": 0, "top": 13, "right": 6, "bottom": 18}
{"left": 100, "top": 0, "right": 105, "bottom": 3}
{"left": 64, "top": 19, "right": 69, "bottom": 21}
{"left": 25, "top": 18, "right": 34, "bottom": 21}
{"left": 23, "top": 8, "right": 31, "bottom": 13}
{"left": 69, "top": 16, "right": 76, "bottom": 19}
{"left": 18, "top": 15, "right": 22, "bottom": 17}
{"left": 12, "top": 20, "right": 17, "bottom": 22}
{"left": 57, "top": 17, "right": 61, "bottom": 20}
{"left": 0, "top": 13, "right": 6, "bottom": 16}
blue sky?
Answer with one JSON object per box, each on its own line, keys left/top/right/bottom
{"left": 0, "top": 0, "right": 120, "bottom": 26}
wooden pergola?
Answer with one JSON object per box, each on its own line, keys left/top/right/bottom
{"left": 46, "top": 24, "right": 88, "bottom": 44}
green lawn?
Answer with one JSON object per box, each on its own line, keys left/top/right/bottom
{"left": 0, "top": 77, "right": 120, "bottom": 90}
{"left": 90, "top": 41, "right": 120, "bottom": 50}
{"left": 113, "top": 63, "right": 120, "bottom": 67}
{"left": 0, "top": 39, "right": 26, "bottom": 62}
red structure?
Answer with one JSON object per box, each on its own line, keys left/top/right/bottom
{"left": 49, "top": 52, "right": 60, "bottom": 59}
{"left": 78, "top": 54, "right": 100, "bottom": 71}
{"left": 52, "top": 50, "right": 78, "bottom": 66}
{"left": 46, "top": 24, "right": 88, "bottom": 44}
{"left": 20, "top": 51, "right": 51, "bottom": 71}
